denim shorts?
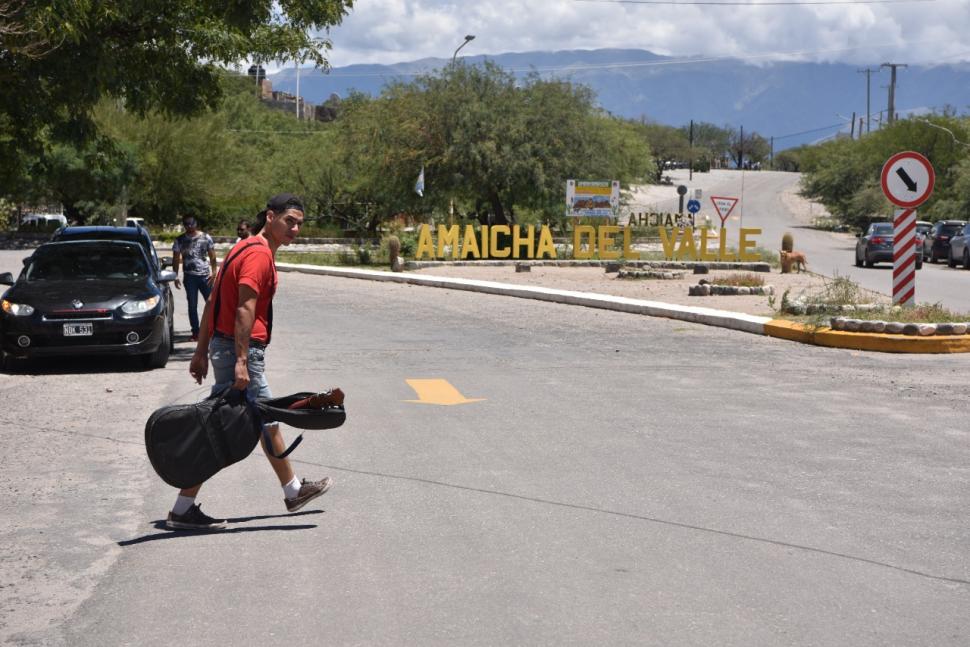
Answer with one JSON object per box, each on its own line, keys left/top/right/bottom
{"left": 209, "top": 335, "right": 273, "bottom": 401}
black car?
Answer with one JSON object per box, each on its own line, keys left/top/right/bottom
{"left": 922, "top": 220, "right": 967, "bottom": 263}
{"left": 855, "top": 222, "right": 923, "bottom": 269}
{"left": 52, "top": 225, "right": 166, "bottom": 272}
{"left": 0, "top": 240, "right": 176, "bottom": 370}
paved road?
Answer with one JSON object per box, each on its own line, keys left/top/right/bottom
{"left": 2, "top": 255, "right": 968, "bottom": 646}
{"left": 650, "top": 170, "right": 970, "bottom": 312}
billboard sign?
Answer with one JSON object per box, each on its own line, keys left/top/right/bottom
{"left": 566, "top": 180, "right": 620, "bottom": 217}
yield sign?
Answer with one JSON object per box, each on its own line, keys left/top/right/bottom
{"left": 710, "top": 196, "right": 739, "bottom": 225}
{"left": 881, "top": 151, "right": 935, "bottom": 208}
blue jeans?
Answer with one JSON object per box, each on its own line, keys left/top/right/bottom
{"left": 183, "top": 273, "right": 212, "bottom": 336}
{"left": 209, "top": 336, "right": 272, "bottom": 400}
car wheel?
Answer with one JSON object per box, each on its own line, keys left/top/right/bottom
{"left": 168, "top": 318, "right": 175, "bottom": 353}
{"left": 142, "top": 324, "right": 171, "bottom": 369}
{"left": 948, "top": 250, "right": 957, "bottom": 268}
{"left": 854, "top": 252, "right": 863, "bottom": 267}
{"left": 964, "top": 249, "right": 970, "bottom": 270}
{"left": 930, "top": 248, "right": 938, "bottom": 263}
{"left": 916, "top": 256, "right": 923, "bottom": 270}
{"left": 865, "top": 253, "right": 874, "bottom": 268}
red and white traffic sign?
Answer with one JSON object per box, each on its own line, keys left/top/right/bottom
{"left": 710, "top": 196, "right": 739, "bottom": 226}
{"left": 892, "top": 208, "right": 918, "bottom": 306}
{"left": 880, "top": 151, "right": 935, "bottom": 208}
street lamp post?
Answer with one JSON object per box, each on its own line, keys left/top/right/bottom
{"left": 452, "top": 34, "right": 475, "bottom": 65}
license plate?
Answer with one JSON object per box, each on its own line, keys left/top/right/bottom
{"left": 63, "top": 323, "right": 93, "bottom": 336}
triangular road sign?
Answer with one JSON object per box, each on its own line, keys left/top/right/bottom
{"left": 710, "top": 196, "right": 739, "bottom": 225}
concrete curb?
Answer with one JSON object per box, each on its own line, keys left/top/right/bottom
{"left": 764, "top": 319, "right": 970, "bottom": 354}
{"left": 277, "top": 263, "right": 770, "bottom": 335}
{"left": 276, "top": 263, "right": 970, "bottom": 354}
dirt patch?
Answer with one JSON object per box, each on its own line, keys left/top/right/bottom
{"left": 409, "top": 264, "right": 889, "bottom": 317}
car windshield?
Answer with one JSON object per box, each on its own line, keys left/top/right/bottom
{"left": 25, "top": 245, "right": 148, "bottom": 281}
{"left": 871, "top": 224, "right": 893, "bottom": 235}
{"left": 941, "top": 224, "right": 964, "bottom": 235}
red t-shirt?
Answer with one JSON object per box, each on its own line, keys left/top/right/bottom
{"left": 213, "top": 238, "right": 277, "bottom": 343}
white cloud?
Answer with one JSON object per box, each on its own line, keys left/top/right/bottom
{"left": 317, "top": 0, "right": 970, "bottom": 67}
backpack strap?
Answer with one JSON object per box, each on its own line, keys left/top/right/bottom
{"left": 211, "top": 240, "right": 267, "bottom": 340}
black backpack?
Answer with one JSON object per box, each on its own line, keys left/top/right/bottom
{"left": 145, "top": 388, "right": 346, "bottom": 489}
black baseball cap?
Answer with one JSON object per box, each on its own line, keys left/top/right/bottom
{"left": 265, "top": 193, "right": 304, "bottom": 215}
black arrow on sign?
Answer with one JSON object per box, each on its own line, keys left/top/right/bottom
{"left": 896, "top": 167, "right": 918, "bottom": 193}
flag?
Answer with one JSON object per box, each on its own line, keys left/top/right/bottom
{"left": 414, "top": 165, "right": 425, "bottom": 197}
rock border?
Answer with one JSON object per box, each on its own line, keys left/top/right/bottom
{"left": 829, "top": 318, "right": 970, "bottom": 336}
{"left": 689, "top": 284, "right": 774, "bottom": 296}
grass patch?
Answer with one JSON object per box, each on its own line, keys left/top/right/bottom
{"left": 714, "top": 272, "right": 765, "bottom": 287}
{"left": 275, "top": 249, "right": 385, "bottom": 267}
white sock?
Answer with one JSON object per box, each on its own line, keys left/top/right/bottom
{"left": 172, "top": 495, "right": 195, "bottom": 516}
{"left": 283, "top": 476, "right": 303, "bottom": 499}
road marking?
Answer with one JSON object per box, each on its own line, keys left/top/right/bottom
{"left": 404, "top": 379, "right": 485, "bottom": 406}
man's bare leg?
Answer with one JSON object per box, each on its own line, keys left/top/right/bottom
{"left": 261, "top": 423, "right": 295, "bottom": 485}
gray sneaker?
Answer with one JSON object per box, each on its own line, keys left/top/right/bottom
{"left": 166, "top": 504, "right": 227, "bottom": 531}
{"left": 284, "top": 477, "right": 333, "bottom": 512}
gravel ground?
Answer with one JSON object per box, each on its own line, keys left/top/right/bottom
{"left": 406, "top": 264, "right": 888, "bottom": 318}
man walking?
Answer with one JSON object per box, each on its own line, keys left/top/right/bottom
{"left": 168, "top": 194, "right": 331, "bottom": 530}
{"left": 172, "top": 216, "right": 217, "bottom": 342}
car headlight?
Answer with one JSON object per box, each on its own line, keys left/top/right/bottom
{"left": 121, "top": 295, "right": 160, "bottom": 314}
{"left": 1, "top": 299, "right": 34, "bottom": 316}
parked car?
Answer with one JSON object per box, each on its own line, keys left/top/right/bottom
{"left": 52, "top": 225, "right": 165, "bottom": 272}
{"left": 855, "top": 222, "right": 923, "bottom": 269}
{"left": 947, "top": 222, "right": 970, "bottom": 269}
{"left": 923, "top": 220, "right": 967, "bottom": 263}
{"left": 0, "top": 240, "right": 176, "bottom": 370}
{"left": 20, "top": 213, "right": 67, "bottom": 232}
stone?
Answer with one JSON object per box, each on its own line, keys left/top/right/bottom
{"left": 902, "top": 323, "right": 920, "bottom": 336}
{"left": 604, "top": 262, "right": 621, "bottom": 273}
{"left": 859, "top": 320, "right": 875, "bottom": 332}
{"left": 936, "top": 323, "right": 955, "bottom": 336}
{"left": 699, "top": 278, "right": 709, "bottom": 285}
{"left": 515, "top": 263, "right": 531, "bottom": 273}
{"left": 870, "top": 320, "right": 886, "bottom": 333}
{"left": 917, "top": 324, "right": 937, "bottom": 336}
{"left": 693, "top": 265, "right": 710, "bottom": 274}
{"left": 700, "top": 285, "right": 711, "bottom": 296}
{"left": 951, "top": 323, "right": 968, "bottom": 334}
{"left": 789, "top": 304, "right": 807, "bottom": 315}
{"left": 830, "top": 317, "right": 846, "bottom": 330}
{"left": 738, "top": 287, "right": 751, "bottom": 295}
{"left": 844, "top": 319, "right": 861, "bottom": 332}
{"left": 885, "top": 322, "right": 905, "bottom": 334}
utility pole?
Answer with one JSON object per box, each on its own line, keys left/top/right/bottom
{"left": 880, "top": 62, "right": 907, "bottom": 125}
{"left": 857, "top": 67, "right": 876, "bottom": 134}
{"left": 850, "top": 112, "right": 856, "bottom": 139}
{"left": 769, "top": 136, "right": 774, "bottom": 170}
{"left": 739, "top": 125, "right": 744, "bottom": 170}
{"left": 688, "top": 119, "right": 694, "bottom": 181}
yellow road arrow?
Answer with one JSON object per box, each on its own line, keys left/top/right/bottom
{"left": 404, "top": 379, "right": 485, "bottom": 406}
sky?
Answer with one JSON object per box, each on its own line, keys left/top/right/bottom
{"left": 304, "top": 0, "right": 970, "bottom": 70}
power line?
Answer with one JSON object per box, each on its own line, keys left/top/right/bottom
{"left": 772, "top": 121, "right": 850, "bottom": 141}
{"left": 575, "top": 0, "right": 933, "bottom": 5}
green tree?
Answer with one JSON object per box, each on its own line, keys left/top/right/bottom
{"left": 639, "top": 122, "right": 689, "bottom": 182}
{"left": 0, "top": 0, "right": 354, "bottom": 192}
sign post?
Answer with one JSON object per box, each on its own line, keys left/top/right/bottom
{"left": 880, "top": 152, "right": 935, "bottom": 306}
{"left": 710, "top": 196, "right": 739, "bottom": 227}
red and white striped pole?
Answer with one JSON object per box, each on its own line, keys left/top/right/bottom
{"left": 892, "top": 207, "right": 917, "bottom": 306}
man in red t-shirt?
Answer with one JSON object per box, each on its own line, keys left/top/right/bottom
{"left": 165, "top": 194, "right": 332, "bottom": 531}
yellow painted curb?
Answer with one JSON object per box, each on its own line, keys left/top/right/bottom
{"left": 765, "top": 320, "right": 970, "bottom": 353}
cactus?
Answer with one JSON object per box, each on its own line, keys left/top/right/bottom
{"left": 782, "top": 231, "right": 794, "bottom": 253}
{"left": 387, "top": 235, "right": 403, "bottom": 272}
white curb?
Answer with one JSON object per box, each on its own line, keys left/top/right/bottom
{"left": 277, "top": 263, "right": 772, "bottom": 336}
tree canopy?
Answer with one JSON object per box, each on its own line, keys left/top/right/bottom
{"left": 0, "top": 0, "right": 353, "bottom": 189}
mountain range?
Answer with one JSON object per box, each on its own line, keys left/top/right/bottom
{"left": 269, "top": 49, "right": 970, "bottom": 150}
